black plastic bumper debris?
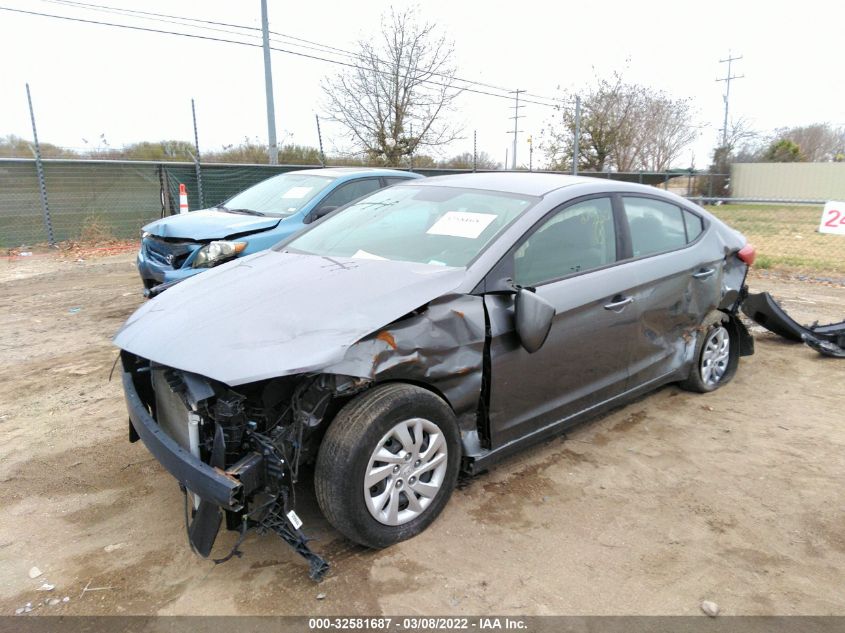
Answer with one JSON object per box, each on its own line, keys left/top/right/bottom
{"left": 742, "top": 292, "right": 845, "bottom": 358}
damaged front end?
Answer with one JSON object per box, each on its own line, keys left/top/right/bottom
{"left": 120, "top": 351, "right": 368, "bottom": 580}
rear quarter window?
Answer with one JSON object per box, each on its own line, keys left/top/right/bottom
{"left": 683, "top": 209, "right": 704, "bottom": 241}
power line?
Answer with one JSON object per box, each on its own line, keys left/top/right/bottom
{"left": 4, "top": 4, "right": 565, "bottom": 109}
{"left": 34, "top": 0, "right": 563, "bottom": 107}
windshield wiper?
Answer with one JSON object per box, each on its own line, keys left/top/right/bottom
{"left": 216, "top": 205, "right": 264, "bottom": 216}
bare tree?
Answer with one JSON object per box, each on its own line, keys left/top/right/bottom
{"left": 541, "top": 73, "right": 697, "bottom": 172}
{"left": 439, "top": 151, "right": 499, "bottom": 170}
{"left": 639, "top": 94, "right": 698, "bottom": 171}
{"left": 321, "top": 7, "right": 461, "bottom": 166}
{"left": 776, "top": 123, "right": 843, "bottom": 162}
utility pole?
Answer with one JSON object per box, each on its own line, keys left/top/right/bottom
{"left": 260, "top": 0, "right": 278, "bottom": 164}
{"left": 507, "top": 89, "right": 524, "bottom": 170}
{"left": 573, "top": 95, "right": 581, "bottom": 176}
{"left": 716, "top": 51, "right": 744, "bottom": 148}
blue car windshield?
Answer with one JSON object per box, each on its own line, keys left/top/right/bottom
{"left": 280, "top": 186, "right": 535, "bottom": 267}
{"left": 222, "top": 173, "right": 334, "bottom": 217}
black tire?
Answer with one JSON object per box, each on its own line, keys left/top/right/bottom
{"left": 679, "top": 311, "right": 740, "bottom": 393}
{"left": 314, "top": 383, "right": 461, "bottom": 548}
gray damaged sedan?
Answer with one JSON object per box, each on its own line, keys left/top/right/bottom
{"left": 115, "top": 173, "right": 757, "bottom": 579}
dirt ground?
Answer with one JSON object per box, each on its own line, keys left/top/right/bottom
{"left": 1, "top": 251, "right": 844, "bottom": 617}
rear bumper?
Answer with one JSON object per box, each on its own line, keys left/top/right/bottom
{"left": 122, "top": 369, "right": 251, "bottom": 511}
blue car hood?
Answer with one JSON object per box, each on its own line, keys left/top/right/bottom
{"left": 113, "top": 250, "right": 465, "bottom": 386}
{"left": 143, "top": 209, "right": 281, "bottom": 240}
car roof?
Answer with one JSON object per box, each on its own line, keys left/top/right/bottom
{"left": 287, "top": 167, "right": 420, "bottom": 179}
{"left": 411, "top": 172, "right": 596, "bottom": 197}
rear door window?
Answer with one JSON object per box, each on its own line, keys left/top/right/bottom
{"left": 317, "top": 178, "right": 383, "bottom": 211}
{"left": 622, "top": 197, "right": 687, "bottom": 258}
{"left": 383, "top": 176, "right": 413, "bottom": 186}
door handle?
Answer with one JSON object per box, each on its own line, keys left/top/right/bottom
{"left": 603, "top": 296, "right": 634, "bottom": 311}
{"left": 692, "top": 268, "right": 715, "bottom": 280}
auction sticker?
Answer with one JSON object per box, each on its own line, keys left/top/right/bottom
{"left": 427, "top": 211, "right": 497, "bottom": 239}
{"left": 282, "top": 186, "right": 313, "bottom": 199}
{"left": 819, "top": 201, "right": 845, "bottom": 235}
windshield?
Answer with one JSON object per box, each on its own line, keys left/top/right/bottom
{"left": 281, "top": 186, "right": 535, "bottom": 267}
{"left": 222, "top": 173, "right": 334, "bottom": 216}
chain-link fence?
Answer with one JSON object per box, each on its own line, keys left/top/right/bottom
{"left": 0, "top": 159, "right": 323, "bottom": 247}
{"left": 2, "top": 158, "right": 844, "bottom": 278}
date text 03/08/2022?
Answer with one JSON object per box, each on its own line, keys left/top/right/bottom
{"left": 307, "top": 617, "right": 528, "bottom": 630}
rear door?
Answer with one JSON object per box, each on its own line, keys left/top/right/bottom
{"left": 484, "top": 195, "right": 640, "bottom": 448}
{"left": 620, "top": 195, "right": 722, "bottom": 388}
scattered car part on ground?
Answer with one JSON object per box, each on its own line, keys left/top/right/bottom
{"left": 742, "top": 291, "right": 845, "bottom": 358}
{"left": 136, "top": 167, "right": 422, "bottom": 296}
{"left": 115, "top": 173, "right": 756, "bottom": 580}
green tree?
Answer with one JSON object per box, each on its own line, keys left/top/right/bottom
{"left": 763, "top": 138, "right": 804, "bottom": 162}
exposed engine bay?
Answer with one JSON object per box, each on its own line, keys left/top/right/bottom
{"left": 122, "top": 351, "right": 372, "bottom": 581}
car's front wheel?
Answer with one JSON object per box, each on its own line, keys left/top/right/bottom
{"left": 315, "top": 383, "right": 461, "bottom": 548}
{"left": 680, "top": 312, "right": 739, "bottom": 393}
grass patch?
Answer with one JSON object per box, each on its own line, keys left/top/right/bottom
{"left": 705, "top": 204, "right": 845, "bottom": 275}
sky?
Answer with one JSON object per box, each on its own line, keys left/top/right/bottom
{"left": 1, "top": 0, "right": 844, "bottom": 170}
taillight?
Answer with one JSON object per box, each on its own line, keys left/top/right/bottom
{"left": 737, "top": 243, "right": 756, "bottom": 266}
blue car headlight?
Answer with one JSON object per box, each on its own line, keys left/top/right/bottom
{"left": 192, "top": 240, "right": 247, "bottom": 268}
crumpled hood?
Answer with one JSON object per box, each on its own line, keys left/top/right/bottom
{"left": 114, "top": 251, "right": 466, "bottom": 386}
{"left": 143, "top": 209, "right": 281, "bottom": 240}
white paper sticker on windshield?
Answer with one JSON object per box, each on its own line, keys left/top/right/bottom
{"left": 426, "top": 211, "right": 497, "bottom": 239}
{"left": 281, "top": 186, "right": 313, "bottom": 199}
{"left": 352, "top": 249, "right": 387, "bottom": 260}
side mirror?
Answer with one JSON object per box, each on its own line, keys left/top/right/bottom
{"left": 515, "top": 288, "right": 555, "bottom": 353}
{"left": 308, "top": 205, "right": 338, "bottom": 223}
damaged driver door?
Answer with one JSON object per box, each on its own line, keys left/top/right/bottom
{"left": 483, "top": 196, "right": 638, "bottom": 449}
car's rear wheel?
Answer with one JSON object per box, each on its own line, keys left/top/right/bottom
{"left": 680, "top": 312, "right": 739, "bottom": 393}
{"left": 314, "top": 383, "right": 460, "bottom": 548}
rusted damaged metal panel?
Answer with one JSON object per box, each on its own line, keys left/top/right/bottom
{"left": 742, "top": 291, "right": 845, "bottom": 358}
{"left": 324, "top": 293, "right": 487, "bottom": 428}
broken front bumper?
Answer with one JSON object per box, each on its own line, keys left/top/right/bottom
{"left": 121, "top": 369, "right": 259, "bottom": 511}
{"left": 121, "top": 367, "right": 330, "bottom": 580}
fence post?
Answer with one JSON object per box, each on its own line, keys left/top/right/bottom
{"left": 572, "top": 95, "right": 581, "bottom": 176}
{"left": 473, "top": 130, "right": 477, "bottom": 173}
{"left": 315, "top": 114, "right": 326, "bottom": 167}
{"left": 158, "top": 164, "right": 173, "bottom": 217}
{"left": 25, "top": 83, "right": 56, "bottom": 246}
{"left": 191, "top": 98, "right": 204, "bottom": 209}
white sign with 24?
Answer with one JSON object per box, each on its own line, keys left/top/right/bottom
{"left": 819, "top": 201, "right": 845, "bottom": 235}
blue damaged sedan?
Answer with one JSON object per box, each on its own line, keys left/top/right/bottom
{"left": 136, "top": 167, "right": 422, "bottom": 295}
